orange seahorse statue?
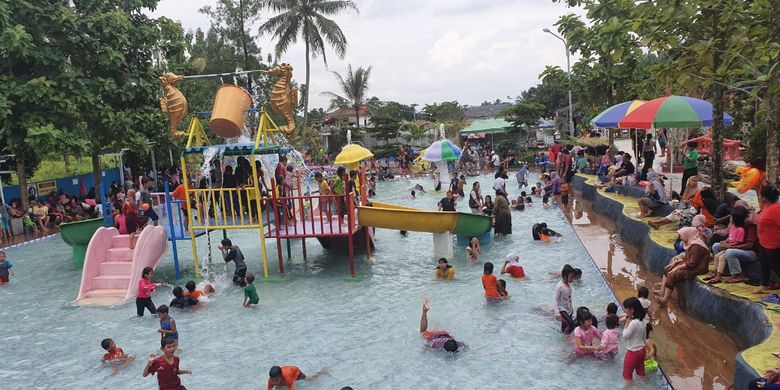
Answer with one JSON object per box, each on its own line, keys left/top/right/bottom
{"left": 267, "top": 63, "right": 298, "bottom": 133}
{"left": 159, "top": 72, "right": 188, "bottom": 139}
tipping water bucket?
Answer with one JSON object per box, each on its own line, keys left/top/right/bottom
{"left": 209, "top": 84, "right": 252, "bottom": 138}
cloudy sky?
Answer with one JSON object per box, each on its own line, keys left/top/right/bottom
{"left": 151, "top": 0, "right": 580, "bottom": 110}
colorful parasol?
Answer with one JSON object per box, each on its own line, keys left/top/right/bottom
{"left": 590, "top": 100, "right": 646, "bottom": 128}
{"left": 618, "top": 95, "right": 734, "bottom": 129}
{"left": 335, "top": 144, "right": 374, "bottom": 168}
{"left": 422, "top": 140, "right": 462, "bottom": 162}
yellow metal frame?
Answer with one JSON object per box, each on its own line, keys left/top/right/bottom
{"left": 178, "top": 112, "right": 286, "bottom": 279}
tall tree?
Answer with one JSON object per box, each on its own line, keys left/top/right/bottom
{"left": 200, "top": 0, "right": 264, "bottom": 92}
{"left": 0, "top": 1, "right": 74, "bottom": 208}
{"left": 259, "top": 0, "right": 358, "bottom": 131}
{"left": 321, "top": 65, "right": 372, "bottom": 127}
{"left": 499, "top": 101, "right": 546, "bottom": 136}
{"left": 65, "top": 0, "right": 167, "bottom": 198}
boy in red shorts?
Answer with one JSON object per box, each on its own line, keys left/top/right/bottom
{"left": 144, "top": 336, "right": 191, "bottom": 390}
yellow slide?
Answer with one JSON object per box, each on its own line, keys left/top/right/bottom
{"left": 358, "top": 202, "right": 492, "bottom": 236}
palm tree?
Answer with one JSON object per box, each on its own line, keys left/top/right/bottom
{"left": 259, "top": 0, "right": 358, "bottom": 131}
{"left": 321, "top": 65, "right": 372, "bottom": 128}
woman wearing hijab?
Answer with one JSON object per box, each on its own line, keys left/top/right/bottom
{"left": 653, "top": 227, "right": 712, "bottom": 306}
{"left": 493, "top": 189, "right": 512, "bottom": 236}
{"left": 637, "top": 171, "right": 669, "bottom": 218}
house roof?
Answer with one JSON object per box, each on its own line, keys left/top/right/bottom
{"left": 323, "top": 106, "right": 370, "bottom": 122}
{"left": 465, "top": 103, "right": 512, "bottom": 119}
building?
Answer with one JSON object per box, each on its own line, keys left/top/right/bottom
{"left": 322, "top": 106, "right": 372, "bottom": 128}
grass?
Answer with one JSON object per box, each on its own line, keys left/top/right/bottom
{"left": 8, "top": 156, "right": 119, "bottom": 185}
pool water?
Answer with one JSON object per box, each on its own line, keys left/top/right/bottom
{"left": 0, "top": 173, "right": 667, "bottom": 389}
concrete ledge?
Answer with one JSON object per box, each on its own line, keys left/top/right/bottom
{"left": 571, "top": 174, "right": 770, "bottom": 389}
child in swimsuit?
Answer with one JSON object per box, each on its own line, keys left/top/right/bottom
{"left": 498, "top": 279, "right": 509, "bottom": 298}
{"left": 466, "top": 237, "right": 481, "bottom": 261}
{"left": 101, "top": 338, "right": 136, "bottom": 374}
{"left": 0, "top": 252, "right": 13, "bottom": 284}
{"left": 157, "top": 305, "right": 179, "bottom": 345}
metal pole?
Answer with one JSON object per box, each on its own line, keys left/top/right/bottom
{"left": 119, "top": 152, "right": 125, "bottom": 189}
{"left": 149, "top": 143, "right": 158, "bottom": 182}
{"left": 544, "top": 28, "right": 575, "bottom": 137}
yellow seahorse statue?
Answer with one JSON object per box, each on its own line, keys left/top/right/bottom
{"left": 159, "top": 72, "right": 188, "bottom": 139}
{"left": 267, "top": 63, "right": 298, "bottom": 133}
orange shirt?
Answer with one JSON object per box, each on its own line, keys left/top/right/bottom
{"left": 183, "top": 290, "right": 203, "bottom": 299}
{"left": 481, "top": 274, "right": 501, "bottom": 298}
{"left": 267, "top": 366, "right": 301, "bottom": 389}
{"left": 172, "top": 184, "right": 187, "bottom": 210}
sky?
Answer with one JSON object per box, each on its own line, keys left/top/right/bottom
{"left": 151, "top": 0, "right": 581, "bottom": 110}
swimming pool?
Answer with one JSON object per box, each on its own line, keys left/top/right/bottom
{"left": 0, "top": 173, "right": 667, "bottom": 389}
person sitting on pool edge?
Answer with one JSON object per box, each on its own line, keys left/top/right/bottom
{"left": 419, "top": 298, "right": 466, "bottom": 353}
{"left": 267, "top": 365, "right": 325, "bottom": 389}
{"left": 435, "top": 258, "right": 455, "bottom": 280}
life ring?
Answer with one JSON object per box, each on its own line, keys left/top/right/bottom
{"left": 731, "top": 166, "right": 761, "bottom": 193}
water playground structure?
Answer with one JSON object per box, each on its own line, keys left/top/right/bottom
{"left": 73, "top": 64, "right": 493, "bottom": 304}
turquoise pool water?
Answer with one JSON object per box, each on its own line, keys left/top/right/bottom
{"left": 0, "top": 173, "right": 667, "bottom": 389}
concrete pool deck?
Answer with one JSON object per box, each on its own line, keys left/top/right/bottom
{"left": 572, "top": 173, "right": 774, "bottom": 389}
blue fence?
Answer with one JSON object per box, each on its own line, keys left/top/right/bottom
{"left": 2, "top": 168, "right": 121, "bottom": 202}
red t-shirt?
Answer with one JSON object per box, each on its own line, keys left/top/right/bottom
{"left": 103, "top": 347, "right": 124, "bottom": 361}
{"left": 758, "top": 203, "right": 780, "bottom": 249}
{"left": 275, "top": 164, "right": 286, "bottom": 184}
{"left": 149, "top": 355, "right": 181, "bottom": 390}
{"left": 482, "top": 274, "right": 501, "bottom": 298}
{"left": 172, "top": 184, "right": 187, "bottom": 210}
{"left": 267, "top": 366, "right": 301, "bottom": 389}
{"left": 507, "top": 265, "right": 525, "bottom": 278}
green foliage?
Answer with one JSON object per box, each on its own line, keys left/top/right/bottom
{"left": 495, "top": 140, "right": 521, "bottom": 162}
{"left": 499, "top": 101, "right": 545, "bottom": 135}
{"left": 288, "top": 126, "right": 325, "bottom": 163}
{"left": 259, "top": 0, "right": 358, "bottom": 129}
{"left": 420, "top": 101, "right": 465, "bottom": 123}
{"left": 321, "top": 64, "right": 372, "bottom": 126}
{"left": 368, "top": 114, "right": 401, "bottom": 143}
{"left": 400, "top": 122, "right": 429, "bottom": 143}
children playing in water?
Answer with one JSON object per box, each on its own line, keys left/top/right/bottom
{"left": 219, "top": 238, "right": 248, "bottom": 287}
{"left": 596, "top": 314, "right": 620, "bottom": 359}
{"left": 481, "top": 262, "right": 502, "bottom": 299}
{"left": 466, "top": 237, "right": 481, "bottom": 261}
{"left": 267, "top": 365, "right": 326, "bottom": 390}
{"left": 0, "top": 252, "right": 13, "bottom": 284}
{"left": 555, "top": 265, "right": 576, "bottom": 334}
{"left": 573, "top": 311, "right": 601, "bottom": 357}
{"left": 435, "top": 258, "right": 455, "bottom": 280}
{"left": 143, "top": 336, "right": 191, "bottom": 390}
{"left": 170, "top": 287, "right": 198, "bottom": 309}
{"left": 497, "top": 279, "right": 509, "bottom": 298}
{"left": 622, "top": 297, "right": 648, "bottom": 381}
{"left": 101, "top": 338, "right": 136, "bottom": 374}
{"left": 243, "top": 274, "right": 260, "bottom": 307}
{"left": 419, "top": 298, "right": 466, "bottom": 353}
{"left": 157, "top": 305, "right": 179, "bottom": 343}
{"left": 501, "top": 254, "right": 525, "bottom": 278}
{"left": 183, "top": 280, "right": 214, "bottom": 299}
{"left": 136, "top": 267, "right": 160, "bottom": 317}
{"left": 637, "top": 286, "right": 654, "bottom": 321}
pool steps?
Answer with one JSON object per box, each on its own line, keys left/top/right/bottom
{"left": 76, "top": 226, "right": 168, "bottom": 305}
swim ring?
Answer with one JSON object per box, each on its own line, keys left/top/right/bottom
{"left": 731, "top": 166, "right": 761, "bottom": 193}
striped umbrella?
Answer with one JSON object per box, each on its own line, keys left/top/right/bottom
{"left": 590, "top": 100, "right": 646, "bottom": 128}
{"left": 422, "top": 140, "right": 462, "bottom": 162}
{"left": 618, "top": 95, "right": 734, "bottom": 129}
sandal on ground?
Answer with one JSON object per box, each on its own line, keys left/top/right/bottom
{"left": 707, "top": 276, "right": 722, "bottom": 285}
{"left": 761, "top": 294, "right": 780, "bottom": 304}
{"left": 703, "top": 273, "right": 717, "bottom": 281}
